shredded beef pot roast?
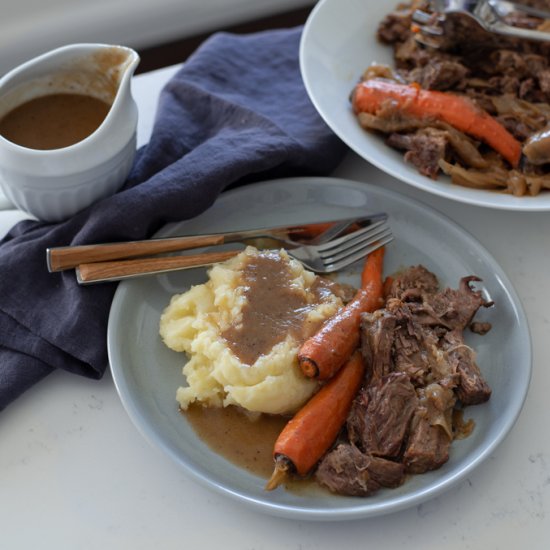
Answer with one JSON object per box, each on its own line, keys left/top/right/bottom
{"left": 315, "top": 266, "right": 493, "bottom": 497}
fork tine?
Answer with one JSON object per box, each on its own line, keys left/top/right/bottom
{"left": 326, "top": 235, "right": 394, "bottom": 273}
{"left": 308, "top": 213, "right": 387, "bottom": 245}
{"left": 413, "top": 23, "right": 445, "bottom": 36}
{"left": 411, "top": 8, "right": 444, "bottom": 24}
{"left": 414, "top": 0, "right": 550, "bottom": 44}
{"left": 316, "top": 219, "right": 386, "bottom": 252}
{"left": 413, "top": 32, "right": 444, "bottom": 48}
{"left": 411, "top": 7, "right": 445, "bottom": 46}
{"left": 289, "top": 220, "right": 394, "bottom": 273}
{"left": 320, "top": 224, "right": 392, "bottom": 264}
{"left": 411, "top": 9, "right": 433, "bottom": 24}
{"left": 489, "top": 0, "right": 550, "bottom": 20}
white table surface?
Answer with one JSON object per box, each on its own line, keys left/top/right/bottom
{"left": 1, "top": 65, "right": 549, "bottom": 550}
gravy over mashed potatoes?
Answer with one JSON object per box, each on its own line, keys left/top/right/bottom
{"left": 159, "top": 247, "right": 345, "bottom": 415}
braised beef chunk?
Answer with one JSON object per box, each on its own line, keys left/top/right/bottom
{"left": 366, "top": 454, "right": 406, "bottom": 489}
{"left": 406, "top": 60, "right": 469, "bottom": 91}
{"left": 377, "top": 11, "right": 412, "bottom": 44}
{"left": 386, "top": 129, "right": 448, "bottom": 179}
{"left": 470, "top": 321, "right": 492, "bottom": 335}
{"left": 403, "top": 384, "right": 456, "bottom": 473}
{"left": 423, "top": 276, "right": 492, "bottom": 331}
{"left": 391, "top": 315, "right": 435, "bottom": 386}
{"left": 360, "top": 310, "right": 397, "bottom": 381}
{"left": 403, "top": 405, "right": 452, "bottom": 474}
{"left": 316, "top": 444, "right": 405, "bottom": 496}
{"left": 316, "top": 444, "right": 371, "bottom": 496}
{"left": 387, "top": 265, "right": 440, "bottom": 301}
{"left": 347, "top": 372, "right": 418, "bottom": 458}
{"left": 443, "top": 329, "right": 492, "bottom": 405}
{"left": 386, "top": 300, "right": 457, "bottom": 387}
{"left": 395, "top": 299, "right": 452, "bottom": 331}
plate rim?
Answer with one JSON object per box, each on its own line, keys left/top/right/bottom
{"left": 107, "top": 176, "right": 532, "bottom": 521}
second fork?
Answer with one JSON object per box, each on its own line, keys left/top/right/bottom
{"left": 413, "top": 0, "right": 550, "bottom": 45}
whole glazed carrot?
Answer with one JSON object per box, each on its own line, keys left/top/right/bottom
{"left": 352, "top": 79, "right": 522, "bottom": 168}
{"left": 298, "top": 246, "right": 385, "bottom": 380}
{"left": 265, "top": 350, "right": 365, "bottom": 490}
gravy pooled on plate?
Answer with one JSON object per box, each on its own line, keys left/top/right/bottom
{"left": 185, "top": 403, "right": 288, "bottom": 477}
{"left": 0, "top": 93, "right": 110, "bottom": 150}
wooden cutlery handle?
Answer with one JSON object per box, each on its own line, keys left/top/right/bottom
{"left": 76, "top": 250, "right": 239, "bottom": 284}
{"left": 47, "top": 234, "right": 226, "bottom": 272}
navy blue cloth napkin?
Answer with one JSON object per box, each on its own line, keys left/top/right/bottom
{"left": 0, "top": 27, "right": 347, "bottom": 411}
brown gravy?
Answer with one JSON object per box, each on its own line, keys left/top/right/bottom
{"left": 185, "top": 404, "right": 288, "bottom": 477}
{"left": 0, "top": 93, "right": 110, "bottom": 150}
{"left": 221, "top": 251, "right": 333, "bottom": 365}
{"left": 185, "top": 404, "right": 332, "bottom": 495}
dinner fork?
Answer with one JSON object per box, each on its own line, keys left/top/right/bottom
{"left": 412, "top": 0, "right": 550, "bottom": 45}
{"left": 75, "top": 220, "right": 393, "bottom": 284}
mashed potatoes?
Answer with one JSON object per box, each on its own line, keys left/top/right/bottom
{"left": 159, "top": 247, "right": 344, "bottom": 415}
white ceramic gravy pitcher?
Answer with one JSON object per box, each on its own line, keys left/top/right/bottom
{"left": 0, "top": 44, "right": 140, "bottom": 222}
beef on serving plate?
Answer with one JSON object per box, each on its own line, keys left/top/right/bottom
{"left": 386, "top": 128, "right": 449, "bottom": 179}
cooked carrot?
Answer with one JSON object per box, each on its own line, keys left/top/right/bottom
{"left": 360, "top": 245, "right": 385, "bottom": 290}
{"left": 298, "top": 247, "right": 385, "bottom": 380}
{"left": 290, "top": 221, "right": 363, "bottom": 241}
{"left": 352, "top": 79, "right": 522, "bottom": 168}
{"left": 289, "top": 222, "right": 335, "bottom": 240}
{"left": 265, "top": 350, "right": 365, "bottom": 489}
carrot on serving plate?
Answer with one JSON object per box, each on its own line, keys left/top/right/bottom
{"left": 265, "top": 350, "right": 366, "bottom": 490}
{"left": 298, "top": 246, "right": 385, "bottom": 381}
{"left": 351, "top": 79, "right": 522, "bottom": 168}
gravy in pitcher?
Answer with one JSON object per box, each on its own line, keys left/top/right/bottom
{"left": 0, "top": 93, "right": 110, "bottom": 150}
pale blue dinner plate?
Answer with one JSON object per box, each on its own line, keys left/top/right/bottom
{"left": 107, "top": 177, "right": 531, "bottom": 520}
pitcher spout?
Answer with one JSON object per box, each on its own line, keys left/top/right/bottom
{"left": 87, "top": 45, "right": 140, "bottom": 106}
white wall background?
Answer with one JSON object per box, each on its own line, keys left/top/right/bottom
{"left": 0, "top": 0, "right": 316, "bottom": 75}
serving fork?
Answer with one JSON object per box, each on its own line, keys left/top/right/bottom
{"left": 412, "top": 0, "right": 550, "bottom": 45}
{"left": 75, "top": 220, "right": 393, "bottom": 284}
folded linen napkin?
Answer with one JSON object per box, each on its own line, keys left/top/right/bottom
{"left": 0, "top": 27, "right": 347, "bottom": 411}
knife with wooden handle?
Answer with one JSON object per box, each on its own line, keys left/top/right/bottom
{"left": 76, "top": 250, "right": 240, "bottom": 284}
{"left": 47, "top": 213, "right": 387, "bottom": 272}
